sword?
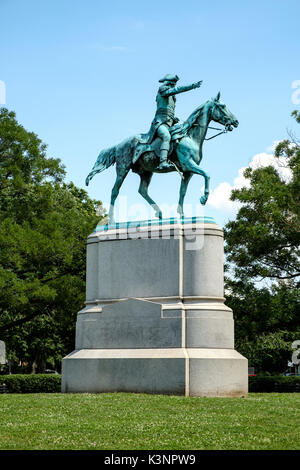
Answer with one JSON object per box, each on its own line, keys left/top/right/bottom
{"left": 170, "top": 160, "right": 183, "bottom": 179}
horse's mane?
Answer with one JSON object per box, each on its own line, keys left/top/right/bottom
{"left": 183, "top": 101, "right": 209, "bottom": 130}
{"left": 170, "top": 100, "right": 209, "bottom": 139}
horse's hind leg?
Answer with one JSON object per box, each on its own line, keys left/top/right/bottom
{"left": 177, "top": 172, "right": 192, "bottom": 218}
{"left": 138, "top": 172, "right": 162, "bottom": 219}
{"left": 108, "top": 169, "right": 129, "bottom": 224}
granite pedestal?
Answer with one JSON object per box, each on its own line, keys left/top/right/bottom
{"left": 62, "top": 217, "right": 248, "bottom": 397}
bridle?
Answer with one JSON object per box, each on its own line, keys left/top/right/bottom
{"left": 204, "top": 125, "right": 228, "bottom": 141}
{"left": 195, "top": 102, "right": 232, "bottom": 140}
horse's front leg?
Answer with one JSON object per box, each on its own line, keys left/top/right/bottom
{"left": 183, "top": 159, "right": 210, "bottom": 206}
{"left": 200, "top": 170, "right": 210, "bottom": 205}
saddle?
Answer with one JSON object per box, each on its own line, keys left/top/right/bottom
{"left": 132, "top": 123, "right": 185, "bottom": 166}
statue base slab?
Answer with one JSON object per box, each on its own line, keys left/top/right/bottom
{"left": 62, "top": 346, "right": 247, "bottom": 397}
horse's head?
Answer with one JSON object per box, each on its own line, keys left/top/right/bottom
{"left": 210, "top": 92, "right": 239, "bottom": 131}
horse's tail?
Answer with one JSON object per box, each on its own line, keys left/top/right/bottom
{"left": 85, "top": 146, "right": 116, "bottom": 186}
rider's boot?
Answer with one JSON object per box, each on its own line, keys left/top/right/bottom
{"left": 156, "top": 149, "right": 174, "bottom": 171}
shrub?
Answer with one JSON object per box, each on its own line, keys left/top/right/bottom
{"left": 1, "top": 374, "right": 299, "bottom": 394}
{"left": 0, "top": 374, "right": 61, "bottom": 393}
{"left": 249, "top": 375, "right": 300, "bottom": 392}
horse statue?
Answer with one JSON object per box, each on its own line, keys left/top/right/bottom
{"left": 85, "top": 92, "right": 238, "bottom": 223}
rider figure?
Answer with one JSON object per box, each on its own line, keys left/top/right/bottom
{"left": 149, "top": 74, "right": 203, "bottom": 171}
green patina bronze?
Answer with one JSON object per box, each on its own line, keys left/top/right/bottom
{"left": 86, "top": 76, "right": 238, "bottom": 224}
{"left": 94, "top": 216, "right": 216, "bottom": 232}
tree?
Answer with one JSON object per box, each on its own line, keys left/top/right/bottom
{"left": 236, "top": 330, "right": 296, "bottom": 374}
{"left": 226, "top": 279, "right": 299, "bottom": 340}
{"left": 224, "top": 111, "right": 300, "bottom": 373}
{"left": 0, "top": 108, "right": 105, "bottom": 372}
{"left": 225, "top": 278, "right": 300, "bottom": 372}
{"left": 224, "top": 112, "right": 300, "bottom": 285}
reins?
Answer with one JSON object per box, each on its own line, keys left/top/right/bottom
{"left": 197, "top": 125, "right": 228, "bottom": 140}
{"left": 195, "top": 102, "right": 230, "bottom": 140}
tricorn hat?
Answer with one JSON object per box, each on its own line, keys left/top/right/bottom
{"left": 159, "top": 74, "right": 179, "bottom": 83}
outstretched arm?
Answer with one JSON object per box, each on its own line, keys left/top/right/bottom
{"left": 161, "top": 80, "right": 202, "bottom": 97}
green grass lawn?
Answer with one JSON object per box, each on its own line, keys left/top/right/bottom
{"left": 0, "top": 393, "right": 299, "bottom": 450}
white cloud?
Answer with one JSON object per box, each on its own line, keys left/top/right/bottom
{"left": 207, "top": 182, "right": 240, "bottom": 213}
{"left": 207, "top": 142, "right": 293, "bottom": 215}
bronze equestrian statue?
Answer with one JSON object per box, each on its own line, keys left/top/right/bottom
{"left": 85, "top": 76, "right": 238, "bottom": 224}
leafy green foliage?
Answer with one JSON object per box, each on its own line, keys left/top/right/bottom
{"left": 224, "top": 114, "right": 300, "bottom": 283}
{"left": 225, "top": 269, "right": 299, "bottom": 374}
{"left": 226, "top": 281, "right": 299, "bottom": 339}
{"left": 236, "top": 330, "right": 298, "bottom": 373}
{"left": 249, "top": 375, "right": 300, "bottom": 393}
{"left": 0, "top": 374, "right": 61, "bottom": 393}
{"left": 1, "top": 374, "right": 299, "bottom": 395}
{"left": 0, "top": 108, "right": 65, "bottom": 189}
{"left": 224, "top": 112, "right": 300, "bottom": 373}
{"left": 0, "top": 108, "right": 106, "bottom": 371}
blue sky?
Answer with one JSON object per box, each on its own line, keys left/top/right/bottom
{"left": 1, "top": 0, "right": 299, "bottom": 226}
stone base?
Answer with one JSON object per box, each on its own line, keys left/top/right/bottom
{"left": 62, "top": 348, "right": 247, "bottom": 397}
{"left": 62, "top": 218, "right": 248, "bottom": 397}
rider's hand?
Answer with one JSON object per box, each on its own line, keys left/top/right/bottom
{"left": 194, "top": 80, "right": 203, "bottom": 89}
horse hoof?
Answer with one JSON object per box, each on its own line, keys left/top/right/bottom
{"left": 200, "top": 196, "right": 207, "bottom": 205}
{"left": 156, "top": 211, "right": 162, "bottom": 219}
